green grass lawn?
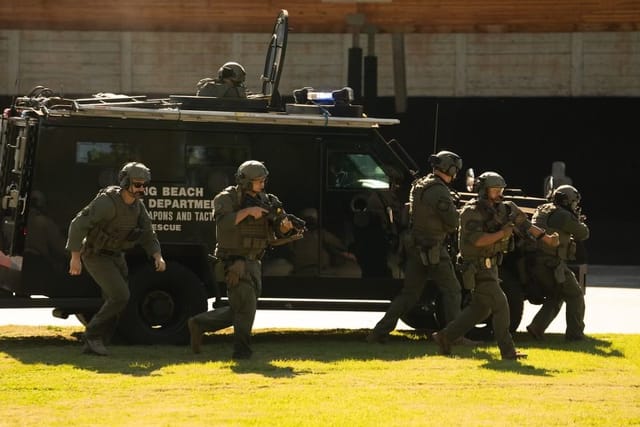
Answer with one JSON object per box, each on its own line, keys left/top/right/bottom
{"left": 1, "top": 325, "right": 639, "bottom": 426}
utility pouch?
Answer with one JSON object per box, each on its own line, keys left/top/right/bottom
{"left": 86, "top": 228, "right": 111, "bottom": 253}
{"left": 427, "top": 243, "right": 441, "bottom": 265}
{"left": 126, "top": 227, "right": 143, "bottom": 242}
{"left": 567, "top": 240, "right": 577, "bottom": 261}
{"left": 553, "top": 263, "right": 566, "bottom": 284}
{"left": 418, "top": 249, "right": 429, "bottom": 266}
{"left": 224, "top": 257, "right": 246, "bottom": 287}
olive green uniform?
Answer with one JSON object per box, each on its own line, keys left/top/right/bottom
{"left": 527, "top": 203, "right": 589, "bottom": 339}
{"left": 440, "top": 198, "right": 530, "bottom": 357}
{"left": 196, "top": 79, "right": 247, "bottom": 98}
{"left": 370, "top": 174, "right": 461, "bottom": 338}
{"left": 190, "top": 185, "right": 279, "bottom": 358}
{"left": 66, "top": 186, "right": 161, "bottom": 342}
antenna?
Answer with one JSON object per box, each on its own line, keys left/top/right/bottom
{"left": 432, "top": 103, "right": 439, "bottom": 153}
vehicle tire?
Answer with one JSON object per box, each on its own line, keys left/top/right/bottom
{"left": 75, "top": 311, "right": 96, "bottom": 326}
{"left": 117, "top": 261, "right": 207, "bottom": 345}
{"left": 400, "top": 286, "right": 443, "bottom": 331}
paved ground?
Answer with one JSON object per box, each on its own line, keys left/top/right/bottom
{"left": 0, "top": 265, "right": 638, "bottom": 333}
{"left": 586, "top": 265, "right": 640, "bottom": 288}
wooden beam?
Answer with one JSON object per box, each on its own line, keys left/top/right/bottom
{"left": 1, "top": 1, "right": 639, "bottom": 33}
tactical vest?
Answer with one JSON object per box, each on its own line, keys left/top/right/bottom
{"left": 459, "top": 198, "right": 512, "bottom": 259}
{"left": 85, "top": 186, "right": 142, "bottom": 253}
{"left": 408, "top": 174, "right": 450, "bottom": 243}
{"left": 532, "top": 202, "right": 574, "bottom": 260}
{"left": 214, "top": 186, "right": 270, "bottom": 258}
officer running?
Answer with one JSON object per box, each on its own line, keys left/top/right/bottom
{"left": 367, "top": 150, "right": 464, "bottom": 344}
{"left": 188, "top": 160, "right": 298, "bottom": 359}
{"left": 431, "top": 172, "right": 559, "bottom": 360}
{"left": 67, "top": 161, "right": 166, "bottom": 356}
{"left": 525, "top": 184, "right": 590, "bottom": 341}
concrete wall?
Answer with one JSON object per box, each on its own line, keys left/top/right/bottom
{"left": 2, "top": 30, "right": 640, "bottom": 97}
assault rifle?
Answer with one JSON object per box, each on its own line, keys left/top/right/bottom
{"left": 242, "top": 192, "right": 306, "bottom": 246}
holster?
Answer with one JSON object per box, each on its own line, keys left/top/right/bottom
{"left": 553, "top": 263, "right": 566, "bottom": 284}
{"left": 416, "top": 238, "right": 441, "bottom": 266}
{"left": 457, "top": 259, "right": 477, "bottom": 290}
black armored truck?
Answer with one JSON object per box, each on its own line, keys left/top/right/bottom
{"left": 0, "top": 10, "right": 585, "bottom": 344}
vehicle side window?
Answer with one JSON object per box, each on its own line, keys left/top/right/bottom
{"left": 327, "top": 152, "right": 390, "bottom": 190}
{"left": 186, "top": 145, "right": 249, "bottom": 195}
{"left": 76, "top": 142, "right": 137, "bottom": 165}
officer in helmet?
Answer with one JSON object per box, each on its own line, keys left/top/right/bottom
{"left": 188, "top": 160, "right": 296, "bottom": 359}
{"left": 368, "top": 150, "right": 467, "bottom": 344}
{"left": 432, "top": 171, "right": 559, "bottom": 360}
{"left": 526, "top": 184, "right": 589, "bottom": 341}
{"left": 66, "top": 161, "right": 166, "bottom": 356}
{"left": 196, "top": 61, "right": 248, "bottom": 98}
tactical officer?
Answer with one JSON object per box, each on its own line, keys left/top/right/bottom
{"left": 67, "top": 162, "right": 166, "bottom": 356}
{"left": 431, "top": 172, "right": 559, "bottom": 360}
{"left": 188, "top": 160, "right": 296, "bottom": 359}
{"left": 526, "top": 185, "right": 589, "bottom": 341}
{"left": 196, "top": 61, "right": 248, "bottom": 98}
{"left": 367, "top": 150, "right": 463, "bottom": 344}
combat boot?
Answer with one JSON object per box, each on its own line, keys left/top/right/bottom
{"left": 83, "top": 337, "right": 108, "bottom": 356}
{"left": 365, "top": 331, "right": 388, "bottom": 344}
{"left": 526, "top": 324, "right": 544, "bottom": 341}
{"left": 188, "top": 317, "right": 202, "bottom": 354}
{"left": 431, "top": 331, "right": 451, "bottom": 355}
{"left": 501, "top": 349, "right": 527, "bottom": 360}
{"left": 565, "top": 333, "right": 586, "bottom": 342}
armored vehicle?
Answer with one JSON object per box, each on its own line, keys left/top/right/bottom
{"left": 0, "top": 10, "right": 585, "bottom": 344}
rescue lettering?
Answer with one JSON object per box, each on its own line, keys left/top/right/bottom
{"left": 144, "top": 185, "right": 212, "bottom": 233}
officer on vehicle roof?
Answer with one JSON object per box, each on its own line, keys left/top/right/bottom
{"left": 188, "top": 160, "right": 298, "bottom": 359}
{"left": 66, "top": 161, "right": 166, "bottom": 356}
{"left": 196, "top": 61, "right": 248, "bottom": 98}
{"left": 367, "top": 150, "right": 466, "bottom": 344}
{"left": 432, "top": 171, "right": 559, "bottom": 360}
{"left": 525, "top": 184, "right": 589, "bottom": 342}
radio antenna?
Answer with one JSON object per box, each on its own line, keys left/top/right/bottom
{"left": 432, "top": 103, "right": 439, "bottom": 153}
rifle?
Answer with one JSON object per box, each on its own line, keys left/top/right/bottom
{"left": 242, "top": 192, "right": 306, "bottom": 245}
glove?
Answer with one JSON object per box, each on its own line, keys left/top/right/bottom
{"left": 225, "top": 259, "right": 245, "bottom": 287}
{"left": 545, "top": 232, "right": 561, "bottom": 248}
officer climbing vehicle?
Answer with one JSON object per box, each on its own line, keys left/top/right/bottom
{"left": 0, "top": 10, "right": 584, "bottom": 344}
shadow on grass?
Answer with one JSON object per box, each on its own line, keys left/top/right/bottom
{"left": 0, "top": 327, "right": 624, "bottom": 378}
{"left": 512, "top": 331, "right": 623, "bottom": 357}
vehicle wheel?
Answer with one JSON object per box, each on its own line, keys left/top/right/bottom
{"left": 400, "top": 287, "right": 443, "bottom": 331}
{"left": 75, "top": 311, "right": 97, "bottom": 326}
{"left": 118, "top": 261, "right": 207, "bottom": 345}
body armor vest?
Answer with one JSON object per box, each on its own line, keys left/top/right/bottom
{"left": 215, "top": 186, "right": 270, "bottom": 258}
{"left": 459, "top": 199, "right": 512, "bottom": 259}
{"left": 409, "top": 175, "right": 450, "bottom": 243}
{"left": 532, "top": 202, "right": 573, "bottom": 260}
{"left": 86, "top": 186, "right": 142, "bottom": 253}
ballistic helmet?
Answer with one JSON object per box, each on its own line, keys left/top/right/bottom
{"left": 428, "top": 150, "right": 463, "bottom": 178}
{"left": 119, "top": 162, "right": 151, "bottom": 188}
{"left": 217, "top": 61, "right": 246, "bottom": 85}
{"left": 476, "top": 171, "right": 506, "bottom": 199}
{"left": 551, "top": 184, "right": 581, "bottom": 210}
{"left": 235, "top": 160, "right": 269, "bottom": 190}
